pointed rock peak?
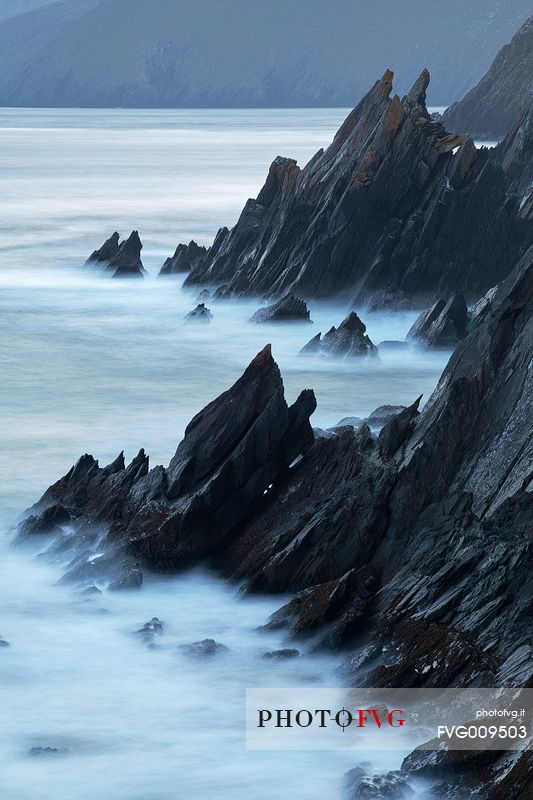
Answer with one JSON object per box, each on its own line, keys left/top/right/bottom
{"left": 104, "top": 451, "right": 125, "bottom": 473}
{"left": 249, "top": 343, "right": 274, "bottom": 370}
{"left": 127, "top": 230, "right": 142, "bottom": 249}
{"left": 339, "top": 311, "right": 366, "bottom": 334}
{"left": 407, "top": 68, "right": 430, "bottom": 106}
{"left": 381, "top": 68, "right": 394, "bottom": 93}
{"left": 257, "top": 156, "right": 299, "bottom": 207}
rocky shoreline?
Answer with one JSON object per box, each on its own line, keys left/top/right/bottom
{"left": 15, "top": 241, "right": 533, "bottom": 797}
{"left": 178, "top": 69, "right": 532, "bottom": 310}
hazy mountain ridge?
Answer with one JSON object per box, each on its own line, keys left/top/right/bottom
{"left": 0, "top": 0, "right": 530, "bottom": 107}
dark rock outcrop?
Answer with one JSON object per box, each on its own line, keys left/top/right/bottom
{"left": 107, "top": 231, "right": 145, "bottom": 278}
{"left": 185, "top": 69, "right": 532, "bottom": 308}
{"left": 86, "top": 231, "right": 120, "bottom": 264}
{"left": 0, "top": 637, "right": 10, "bottom": 647}
{"left": 159, "top": 240, "right": 207, "bottom": 275}
{"left": 442, "top": 16, "right": 533, "bottom": 140}
{"left": 301, "top": 312, "right": 377, "bottom": 357}
{"left": 185, "top": 303, "right": 212, "bottom": 321}
{"left": 406, "top": 294, "right": 469, "bottom": 348}
{"left": 17, "top": 345, "right": 317, "bottom": 577}
{"left": 250, "top": 293, "right": 311, "bottom": 323}
{"left": 86, "top": 231, "right": 145, "bottom": 278}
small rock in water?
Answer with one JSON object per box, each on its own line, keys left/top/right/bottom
{"left": 195, "top": 289, "right": 211, "bottom": 302}
{"left": 301, "top": 312, "right": 377, "bottom": 357}
{"left": 263, "top": 648, "right": 300, "bottom": 659}
{"left": 213, "top": 283, "right": 232, "bottom": 300}
{"left": 180, "top": 639, "right": 228, "bottom": 658}
{"left": 135, "top": 617, "right": 164, "bottom": 646}
{"left": 250, "top": 293, "right": 311, "bottom": 323}
{"left": 185, "top": 303, "right": 213, "bottom": 321}
{"left": 28, "top": 746, "right": 67, "bottom": 757}
{"left": 0, "top": 637, "right": 10, "bottom": 647}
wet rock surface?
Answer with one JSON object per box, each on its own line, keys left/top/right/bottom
{"left": 159, "top": 240, "right": 207, "bottom": 275}
{"left": 185, "top": 69, "right": 532, "bottom": 308}
{"left": 185, "top": 303, "right": 213, "bottom": 321}
{"left": 86, "top": 231, "right": 146, "bottom": 278}
{"left": 347, "top": 769, "right": 414, "bottom": 799}
{"left": 301, "top": 312, "right": 377, "bottom": 357}
{"left": 18, "top": 345, "right": 316, "bottom": 576}
{"left": 407, "top": 295, "right": 468, "bottom": 348}
{"left": 262, "top": 648, "right": 299, "bottom": 659}
{"left": 250, "top": 293, "right": 311, "bottom": 323}
{"left": 135, "top": 617, "right": 164, "bottom": 646}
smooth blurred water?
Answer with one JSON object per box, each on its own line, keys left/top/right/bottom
{"left": 0, "top": 108, "right": 444, "bottom": 799}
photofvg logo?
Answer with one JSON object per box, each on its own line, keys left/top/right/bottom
{"left": 246, "top": 688, "right": 532, "bottom": 751}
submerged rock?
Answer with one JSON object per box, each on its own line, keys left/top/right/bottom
{"left": 195, "top": 289, "right": 211, "bottom": 302}
{"left": 0, "top": 637, "right": 10, "bottom": 647}
{"left": 28, "top": 746, "right": 67, "bottom": 757}
{"left": 407, "top": 294, "right": 468, "bottom": 348}
{"left": 135, "top": 617, "right": 164, "bottom": 645}
{"left": 180, "top": 639, "right": 228, "bottom": 658}
{"left": 262, "top": 648, "right": 299, "bottom": 659}
{"left": 250, "top": 293, "right": 311, "bottom": 323}
{"left": 301, "top": 312, "right": 377, "bottom": 358}
{"left": 159, "top": 240, "right": 207, "bottom": 275}
{"left": 185, "top": 303, "right": 212, "bottom": 321}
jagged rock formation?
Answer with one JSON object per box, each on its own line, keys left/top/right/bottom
{"left": 406, "top": 294, "right": 469, "bottom": 348}
{"left": 86, "top": 231, "right": 120, "bottom": 264}
{"left": 185, "top": 303, "right": 212, "bottom": 321}
{"left": 442, "top": 16, "right": 533, "bottom": 140}
{"left": 15, "top": 248, "right": 533, "bottom": 798}
{"left": 250, "top": 294, "right": 311, "bottom": 323}
{"left": 159, "top": 240, "right": 207, "bottom": 275}
{"left": 86, "top": 230, "right": 145, "bottom": 278}
{"left": 18, "top": 345, "right": 316, "bottom": 576}
{"left": 185, "top": 70, "right": 532, "bottom": 308}
{"left": 301, "top": 311, "right": 377, "bottom": 357}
